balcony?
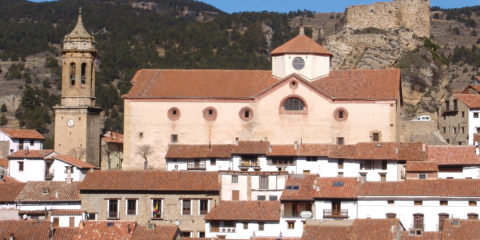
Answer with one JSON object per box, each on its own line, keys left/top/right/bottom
{"left": 239, "top": 161, "right": 260, "bottom": 170}
{"left": 187, "top": 161, "right": 206, "bottom": 170}
{"left": 323, "top": 209, "right": 348, "bottom": 219}
{"left": 210, "top": 226, "right": 235, "bottom": 233}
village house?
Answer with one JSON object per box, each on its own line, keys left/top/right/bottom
{"left": 101, "top": 131, "right": 124, "bottom": 170}
{"left": 219, "top": 171, "right": 288, "bottom": 201}
{"left": 79, "top": 170, "right": 220, "bottom": 238}
{"left": 0, "top": 183, "right": 24, "bottom": 220}
{"left": 123, "top": 31, "right": 401, "bottom": 170}
{"left": 0, "top": 128, "right": 44, "bottom": 158}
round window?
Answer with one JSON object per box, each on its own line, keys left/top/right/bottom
{"left": 239, "top": 107, "right": 254, "bottom": 121}
{"left": 203, "top": 107, "right": 217, "bottom": 121}
{"left": 292, "top": 57, "right": 305, "bottom": 70}
{"left": 168, "top": 107, "right": 180, "bottom": 121}
{"left": 333, "top": 107, "right": 348, "bottom": 121}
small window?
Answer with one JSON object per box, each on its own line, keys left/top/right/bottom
{"left": 440, "top": 200, "right": 448, "bottom": 206}
{"left": 469, "top": 201, "right": 477, "bottom": 206}
{"left": 210, "top": 158, "right": 216, "bottom": 166}
{"left": 81, "top": 63, "right": 87, "bottom": 85}
{"left": 260, "top": 176, "right": 269, "bottom": 189}
{"left": 259, "top": 222, "right": 264, "bottom": 231}
{"left": 381, "top": 160, "right": 387, "bottom": 170}
{"left": 180, "top": 232, "right": 191, "bottom": 237}
{"left": 182, "top": 199, "right": 191, "bottom": 215}
{"left": 453, "top": 99, "right": 458, "bottom": 111}
{"left": 475, "top": 112, "right": 479, "bottom": 118}
{"left": 168, "top": 107, "right": 180, "bottom": 120}
{"left": 334, "top": 108, "right": 348, "bottom": 121}
{"left": 380, "top": 173, "right": 386, "bottom": 182}
{"left": 243, "top": 222, "right": 248, "bottom": 230}
{"left": 30, "top": 140, "right": 34, "bottom": 146}
{"left": 372, "top": 132, "right": 380, "bottom": 142}
{"left": 18, "top": 161, "right": 24, "bottom": 172}
{"left": 462, "top": 111, "right": 465, "bottom": 117}
{"left": 454, "top": 127, "right": 457, "bottom": 134}
{"left": 287, "top": 221, "right": 295, "bottom": 229}
{"left": 203, "top": 107, "right": 217, "bottom": 121}
{"left": 170, "top": 134, "right": 178, "bottom": 143}
{"left": 269, "top": 195, "right": 278, "bottom": 201}
{"left": 468, "top": 213, "right": 479, "bottom": 220}
{"left": 462, "top": 127, "right": 465, "bottom": 134}
{"left": 239, "top": 107, "right": 254, "bottom": 121}
{"left": 306, "top": 156, "right": 316, "bottom": 161}
{"left": 199, "top": 199, "right": 208, "bottom": 215}
{"left": 337, "top": 137, "right": 344, "bottom": 145}
{"left": 257, "top": 195, "right": 266, "bottom": 201}
{"left": 443, "top": 127, "right": 446, "bottom": 133}
{"left": 338, "top": 110, "right": 344, "bottom": 119}
{"left": 388, "top": 200, "right": 395, "bottom": 205}
{"left": 232, "top": 175, "right": 238, "bottom": 183}
{"left": 152, "top": 199, "right": 162, "bottom": 219}
{"left": 70, "top": 63, "right": 76, "bottom": 86}
{"left": 108, "top": 199, "right": 119, "bottom": 219}
{"left": 127, "top": 199, "right": 137, "bottom": 215}
{"left": 283, "top": 97, "right": 305, "bottom": 111}
{"left": 199, "top": 232, "right": 205, "bottom": 238}
{"left": 338, "top": 159, "right": 344, "bottom": 169}
{"left": 414, "top": 200, "right": 423, "bottom": 206}
{"left": 445, "top": 100, "right": 450, "bottom": 111}
{"left": 386, "top": 213, "right": 396, "bottom": 219}
{"left": 419, "top": 173, "right": 426, "bottom": 179}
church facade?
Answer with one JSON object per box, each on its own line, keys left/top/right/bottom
{"left": 122, "top": 32, "right": 401, "bottom": 170}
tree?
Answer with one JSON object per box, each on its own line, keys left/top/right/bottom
{"left": 136, "top": 144, "right": 153, "bottom": 170}
{"left": 0, "top": 104, "right": 6, "bottom": 112}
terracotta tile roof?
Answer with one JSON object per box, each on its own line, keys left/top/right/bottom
{"left": 53, "top": 228, "right": 79, "bottom": 240}
{"left": 125, "top": 69, "right": 278, "bottom": 99}
{"left": 454, "top": 94, "right": 480, "bottom": 108}
{"left": 132, "top": 224, "right": 179, "bottom": 240}
{"left": 8, "top": 149, "right": 55, "bottom": 159}
{"left": 0, "top": 175, "right": 21, "bottom": 184}
{"left": 80, "top": 171, "right": 219, "bottom": 192}
{"left": 268, "top": 144, "right": 330, "bottom": 157}
{"left": 405, "top": 161, "right": 438, "bottom": 172}
{"left": 205, "top": 201, "right": 280, "bottom": 221}
{"left": 0, "top": 220, "right": 51, "bottom": 240}
{"left": 312, "top": 68, "right": 400, "bottom": 100}
{"left": 401, "top": 231, "right": 441, "bottom": 240}
{"left": 165, "top": 144, "right": 233, "bottom": 159}
{"left": 51, "top": 209, "right": 83, "bottom": 216}
{"left": 461, "top": 84, "right": 480, "bottom": 94}
{"left": 474, "top": 133, "right": 480, "bottom": 143}
{"left": 441, "top": 219, "right": 480, "bottom": 240}
{"left": 327, "top": 144, "right": 356, "bottom": 159}
{"left": 102, "top": 131, "right": 123, "bottom": 144}
{"left": 329, "top": 142, "right": 426, "bottom": 161}
{"left": 0, "top": 128, "right": 44, "bottom": 140}
{"left": 232, "top": 141, "right": 270, "bottom": 155}
{"left": 16, "top": 181, "right": 80, "bottom": 202}
{"left": 359, "top": 179, "right": 480, "bottom": 197}
{"left": 302, "top": 219, "right": 402, "bottom": 240}
{"left": 0, "top": 183, "right": 25, "bottom": 202}
{"left": 427, "top": 145, "right": 480, "bottom": 165}
{"left": 396, "top": 143, "right": 427, "bottom": 161}
{"left": 0, "top": 158, "right": 7, "bottom": 168}
{"left": 271, "top": 34, "right": 332, "bottom": 56}
{"left": 52, "top": 155, "right": 97, "bottom": 169}
{"left": 314, "top": 178, "right": 361, "bottom": 199}
{"left": 280, "top": 175, "right": 317, "bottom": 201}
{"left": 74, "top": 221, "right": 135, "bottom": 240}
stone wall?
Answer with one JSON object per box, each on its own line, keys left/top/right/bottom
{"left": 343, "top": 0, "right": 430, "bottom": 38}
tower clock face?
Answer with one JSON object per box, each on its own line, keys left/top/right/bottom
{"left": 292, "top": 57, "right": 305, "bottom": 70}
{"left": 67, "top": 119, "right": 75, "bottom": 127}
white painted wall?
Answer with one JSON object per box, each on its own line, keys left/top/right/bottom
{"left": 438, "top": 166, "right": 480, "bottom": 179}
{"left": 468, "top": 109, "right": 480, "bottom": 145}
{"left": 0, "top": 132, "right": 43, "bottom": 154}
{"left": 205, "top": 221, "right": 281, "bottom": 239}
{"left": 50, "top": 160, "right": 86, "bottom": 181}
{"left": 8, "top": 159, "right": 46, "bottom": 182}
{"left": 50, "top": 215, "right": 82, "bottom": 227}
{"left": 166, "top": 158, "right": 232, "bottom": 171}
{"left": 272, "top": 54, "right": 330, "bottom": 80}
{"left": 314, "top": 200, "right": 357, "bottom": 220}
{"left": 17, "top": 203, "right": 81, "bottom": 211}
{"left": 358, "top": 198, "right": 480, "bottom": 231}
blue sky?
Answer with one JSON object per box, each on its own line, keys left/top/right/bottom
{"left": 29, "top": 0, "right": 480, "bottom": 13}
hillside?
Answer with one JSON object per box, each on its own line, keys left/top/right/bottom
{"left": 0, "top": 0, "right": 479, "bottom": 142}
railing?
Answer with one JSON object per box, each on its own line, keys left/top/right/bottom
{"left": 210, "top": 226, "right": 235, "bottom": 233}
{"left": 239, "top": 161, "right": 259, "bottom": 167}
{"left": 210, "top": 226, "right": 219, "bottom": 232}
{"left": 323, "top": 209, "right": 348, "bottom": 219}
{"left": 187, "top": 162, "right": 206, "bottom": 170}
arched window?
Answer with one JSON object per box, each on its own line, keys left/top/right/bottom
{"left": 81, "top": 63, "right": 87, "bottom": 85}
{"left": 70, "top": 63, "right": 76, "bottom": 86}
{"left": 284, "top": 97, "right": 305, "bottom": 111}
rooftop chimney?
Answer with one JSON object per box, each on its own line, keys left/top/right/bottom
{"left": 476, "top": 144, "right": 479, "bottom": 156}
{"left": 294, "top": 141, "right": 299, "bottom": 150}
{"left": 422, "top": 143, "right": 426, "bottom": 152}
{"left": 66, "top": 166, "right": 72, "bottom": 184}
{"left": 299, "top": 26, "right": 305, "bottom": 35}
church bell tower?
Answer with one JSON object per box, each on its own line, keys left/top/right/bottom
{"left": 54, "top": 8, "right": 102, "bottom": 166}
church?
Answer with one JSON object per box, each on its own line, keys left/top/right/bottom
{"left": 122, "top": 29, "right": 401, "bottom": 170}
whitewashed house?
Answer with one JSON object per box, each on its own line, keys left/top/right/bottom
{"left": 427, "top": 145, "right": 480, "bottom": 179}
{"left": 165, "top": 144, "right": 234, "bottom": 171}
{"left": 357, "top": 179, "right": 480, "bottom": 232}
{"left": 0, "top": 183, "right": 24, "bottom": 220}
{"left": 219, "top": 171, "right": 287, "bottom": 201}
{"left": 0, "top": 128, "right": 44, "bottom": 158}
{"left": 205, "top": 201, "right": 281, "bottom": 239}
{"left": 48, "top": 155, "right": 96, "bottom": 182}
{"left": 7, "top": 150, "right": 56, "bottom": 182}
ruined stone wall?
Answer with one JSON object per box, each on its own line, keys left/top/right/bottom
{"left": 343, "top": 0, "right": 430, "bottom": 38}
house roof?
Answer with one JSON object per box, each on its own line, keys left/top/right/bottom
{"left": 0, "top": 220, "right": 51, "bottom": 240}
{"left": 165, "top": 144, "right": 233, "bottom": 159}
{"left": 0, "top": 183, "right": 25, "bottom": 202}
{"left": 427, "top": 146, "right": 480, "bottom": 165}
{"left": 268, "top": 144, "right": 331, "bottom": 157}
{"left": 280, "top": 175, "right": 317, "bottom": 201}
{"left": 132, "top": 225, "right": 179, "bottom": 240}
{"left": 102, "top": 131, "right": 123, "bottom": 144}
{"left": 405, "top": 161, "right": 438, "bottom": 172}
{"left": 329, "top": 142, "right": 426, "bottom": 161}
{"left": 8, "top": 149, "right": 55, "bottom": 159}
{"left": 0, "top": 128, "right": 44, "bottom": 140}
{"left": 401, "top": 231, "right": 441, "bottom": 240}
{"left": 16, "top": 181, "right": 80, "bottom": 202}
{"left": 359, "top": 179, "right": 480, "bottom": 197}
{"left": 232, "top": 141, "right": 270, "bottom": 155}
{"left": 302, "top": 219, "right": 402, "bottom": 240}
{"left": 124, "top": 69, "right": 400, "bottom": 102}
{"left": 80, "top": 171, "right": 219, "bottom": 192}
{"left": 314, "top": 178, "right": 361, "bottom": 199}
{"left": 0, "top": 175, "right": 20, "bottom": 184}
{"left": 52, "top": 155, "right": 97, "bottom": 169}
{"left": 441, "top": 219, "right": 480, "bottom": 240}
{"left": 51, "top": 209, "right": 83, "bottom": 216}
{"left": 74, "top": 221, "right": 135, "bottom": 240}
{"left": 53, "top": 228, "right": 79, "bottom": 240}
{"left": 0, "top": 158, "right": 7, "bottom": 168}
{"left": 271, "top": 34, "right": 332, "bottom": 56}
{"left": 454, "top": 94, "right": 480, "bottom": 109}
{"left": 204, "top": 201, "right": 281, "bottom": 221}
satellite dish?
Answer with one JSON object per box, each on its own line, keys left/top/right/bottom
{"left": 300, "top": 211, "right": 312, "bottom": 218}
{"left": 23, "top": 214, "right": 27, "bottom": 220}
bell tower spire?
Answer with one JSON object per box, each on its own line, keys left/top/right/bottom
{"left": 54, "top": 9, "right": 102, "bottom": 167}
